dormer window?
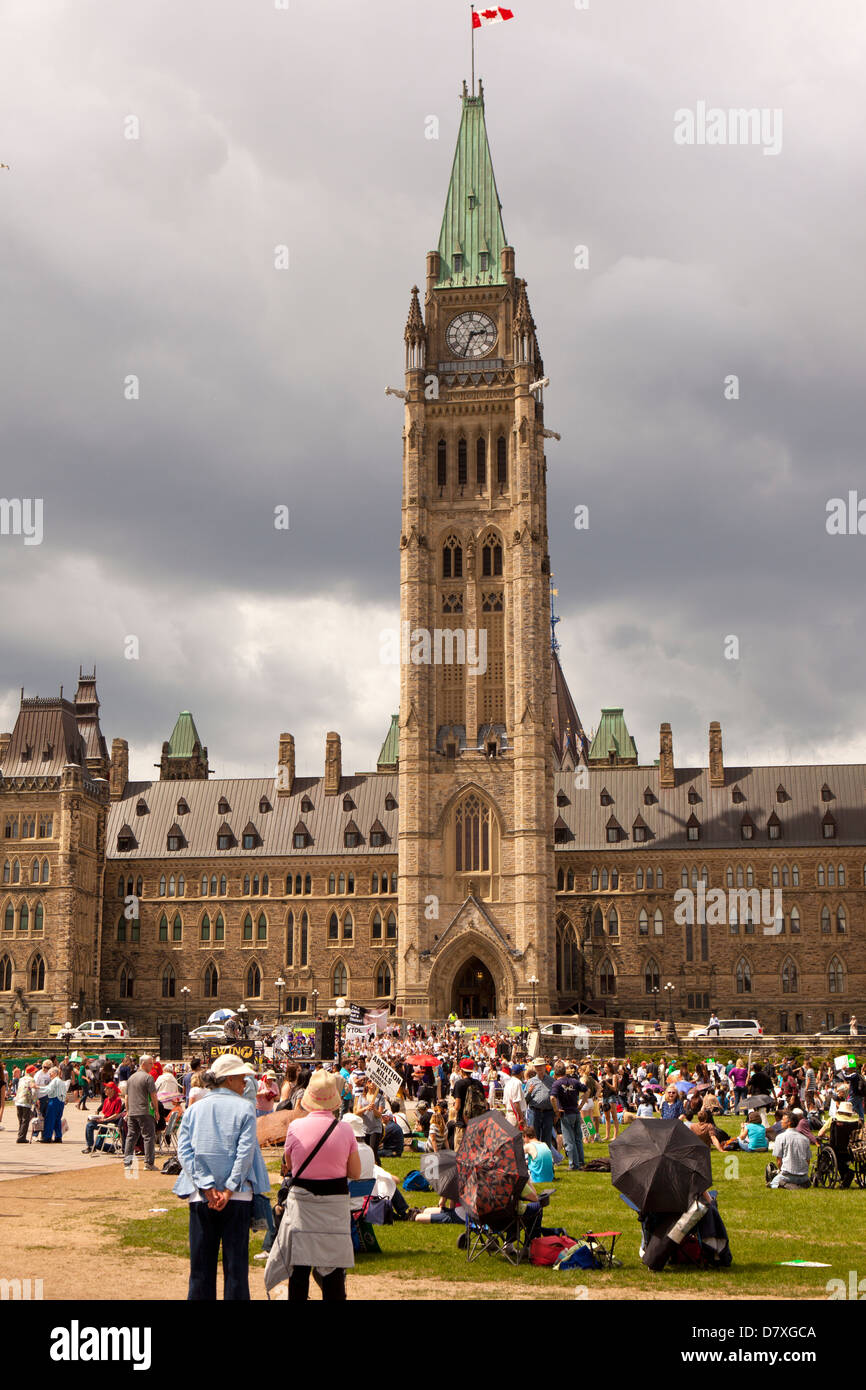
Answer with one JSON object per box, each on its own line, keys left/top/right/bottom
{"left": 385, "top": 794, "right": 397, "bottom": 811}
{"left": 369, "top": 818, "right": 387, "bottom": 849}
{"left": 606, "top": 816, "right": 622, "bottom": 844}
{"left": 822, "top": 812, "right": 836, "bottom": 839}
{"left": 731, "top": 785, "right": 745, "bottom": 804}
{"left": 740, "top": 816, "right": 754, "bottom": 841}
{"left": 479, "top": 251, "right": 489, "bottom": 272}
{"left": 687, "top": 787, "right": 700, "bottom": 805}
{"left": 301, "top": 796, "right": 314, "bottom": 814}
{"left": 117, "top": 825, "right": 136, "bottom": 854}
{"left": 776, "top": 784, "right": 789, "bottom": 803}
{"left": 453, "top": 253, "right": 463, "bottom": 273}
{"left": 176, "top": 798, "right": 189, "bottom": 816}
{"left": 821, "top": 784, "right": 834, "bottom": 802}
{"left": 136, "top": 799, "right": 149, "bottom": 816}
{"left": 554, "top": 815, "right": 571, "bottom": 845}
{"left": 293, "top": 821, "right": 310, "bottom": 850}
{"left": 556, "top": 791, "right": 570, "bottom": 808}
{"left": 599, "top": 787, "right": 613, "bottom": 807}
{"left": 686, "top": 813, "right": 701, "bottom": 841}
{"left": 767, "top": 813, "right": 781, "bottom": 840}
{"left": 259, "top": 797, "right": 272, "bottom": 814}
{"left": 632, "top": 816, "right": 648, "bottom": 843}
{"left": 344, "top": 819, "right": 361, "bottom": 849}
{"left": 643, "top": 787, "right": 656, "bottom": 806}
{"left": 42, "top": 743, "right": 54, "bottom": 761}
{"left": 218, "top": 797, "right": 231, "bottom": 815}
{"left": 216, "top": 822, "right": 234, "bottom": 851}
{"left": 343, "top": 795, "right": 356, "bottom": 813}
{"left": 166, "top": 823, "right": 185, "bottom": 852}
{"left": 242, "top": 822, "right": 260, "bottom": 851}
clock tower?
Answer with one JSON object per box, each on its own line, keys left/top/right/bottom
{"left": 396, "top": 80, "right": 558, "bottom": 1023}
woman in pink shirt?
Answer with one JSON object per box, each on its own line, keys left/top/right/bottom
{"left": 265, "top": 1070, "right": 361, "bottom": 1302}
{"left": 730, "top": 1058, "right": 748, "bottom": 1113}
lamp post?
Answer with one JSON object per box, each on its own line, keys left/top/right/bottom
{"left": 275, "top": 976, "right": 285, "bottom": 1025}
{"left": 180, "top": 986, "right": 190, "bottom": 1040}
{"left": 328, "top": 995, "right": 351, "bottom": 1068}
{"left": 516, "top": 1001, "right": 527, "bottom": 1050}
{"left": 237, "top": 1003, "right": 248, "bottom": 1040}
{"left": 311, "top": 988, "right": 319, "bottom": 1020}
{"left": 664, "top": 982, "right": 676, "bottom": 1044}
{"left": 528, "top": 976, "right": 539, "bottom": 1031}
{"left": 61, "top": 1020, "right": 72, "bottom": 1058}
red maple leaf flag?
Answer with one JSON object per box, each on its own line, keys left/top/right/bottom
{"left": 473, "top": 7, "right": 515, "bottom": 27}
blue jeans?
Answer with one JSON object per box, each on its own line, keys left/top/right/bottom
{"left": 530, "top": 1108, "right": 556, "bottom": 1151}
{"left": 43, "top": 1097, "right": 63, "bottom": 1141}
{"left": 850, "top": 1095, "right": 865, "bottom": 1122}
{"left": 560, "top": 1112, "right": 585, "bottom": 1170}
{"left": 188, "top": 1200, "right": 251, "bottom": 1300}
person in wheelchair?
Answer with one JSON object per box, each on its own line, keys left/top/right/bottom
{"left": 815, "top": 1102, "right": 861, "bottom": 1188}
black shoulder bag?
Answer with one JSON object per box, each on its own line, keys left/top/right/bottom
{"left": 273, "top": 1118, "right": 340, "bottom": 1233}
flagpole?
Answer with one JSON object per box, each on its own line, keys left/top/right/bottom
{"left": 471, "top": 4, "right": 475, "bottom": 95}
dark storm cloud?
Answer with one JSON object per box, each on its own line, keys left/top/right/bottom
{"left": 1, "top": 0, "right": 864, "bottom": 775}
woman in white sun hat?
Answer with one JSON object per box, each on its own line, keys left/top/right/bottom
{"left": 265, "top": 1069, "right": 361, "bottom": 1302}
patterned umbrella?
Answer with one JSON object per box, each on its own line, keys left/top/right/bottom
{"left": 456, "top": 1109, "right": 528, "bottom": 1221}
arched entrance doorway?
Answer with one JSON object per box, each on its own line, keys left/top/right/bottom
{"left": 453, "top": 957, "right": 496, "bottom": 1019}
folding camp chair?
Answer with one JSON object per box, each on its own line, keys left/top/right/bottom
{"left": 461, "top": 1191, "right": 550, "bottom": 1266}
{"left": 91, "top": 1120, "right": 124, "bottom": 1155}
{"left": 157, "top": 1108, "right": 182, "bottom": 1155}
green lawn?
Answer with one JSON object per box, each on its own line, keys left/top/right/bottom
{"left": 113, "top": 1120, "right": 863, "bottom": 1297}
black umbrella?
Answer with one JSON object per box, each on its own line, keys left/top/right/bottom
{"left": 420, "top": 1150, "right": 460, "bottom": 1202}
{"left": 610, "top": 1119, "right": 712, "bottom": 1214}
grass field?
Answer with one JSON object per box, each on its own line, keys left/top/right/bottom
{"left": 112, "top": 1115, "right": 865, "bottom": 1298}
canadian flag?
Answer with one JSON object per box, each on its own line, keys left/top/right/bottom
{"left": 473, "top": 7, "right": 515, "bottom": 27}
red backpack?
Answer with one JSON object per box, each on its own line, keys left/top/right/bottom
{"left": 529, "top": 1235, "right": 578, "bottom": 1267}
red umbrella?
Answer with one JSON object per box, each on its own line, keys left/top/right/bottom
{"left": 407, "top": 1054, "right": 440, "bottom": 1067}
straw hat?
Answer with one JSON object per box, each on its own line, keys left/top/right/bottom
{"left": 301, "top": 1070, "right": 341, "bottom": 1112}
{"left": 835, "top": 1102, "right": 860, "bottom": 1123}
{"left": 532, "top": 1056, "right": 547, "bottom": 1068}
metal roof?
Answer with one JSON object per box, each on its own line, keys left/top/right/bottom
{"left": 106, "top": 773, "right": 399, "bottom": 860}
{"left": 377, "top": 714, "right": 399, "bottom": 770}
{"left": 0, "top": 698, "right": 88, "bottom": 778}
{"left": 166, "top": 711, "right": 205, "bottom": 759}
{"left": 553, "top": 763, "right": 866, "bottom": 851}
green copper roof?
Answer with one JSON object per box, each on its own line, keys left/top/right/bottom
{"left": 167, "top": 711, "right": 204, "bottom": 759}
{"left": 437, "top": 87, "right": 507, "bottom": 287}
{"left": 377, "top": 713, "right": 399, "bottom": 770}
{"left": 588, "top": 708, "right": 638, "bottom": 763}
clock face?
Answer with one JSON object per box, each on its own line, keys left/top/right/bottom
{"left": 446, "top": 311, "right": 497, "bottom": 360}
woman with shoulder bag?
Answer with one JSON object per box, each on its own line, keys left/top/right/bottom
{"left": 265, "top": 1070, "right": 361, "bottom": 1302}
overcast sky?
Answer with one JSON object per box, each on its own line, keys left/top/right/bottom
{"left": 1, "top": 0, "right": 865, "bottom": 781}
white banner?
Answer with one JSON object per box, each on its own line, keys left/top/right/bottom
{"left": 366, "top": 1054, "right": 404, "bottom": 1101}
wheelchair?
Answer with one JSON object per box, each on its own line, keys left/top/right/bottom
{"left": 810, "top": 1125, "right": 866, "bottom": 1189}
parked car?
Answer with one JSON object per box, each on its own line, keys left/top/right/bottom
{"left": 69, "top": 1020, "right": 129, "bottom": 1042}
{"left": 687, "top": 1019, "right": 763, "bottom": 1040}
{"left": 813, "top": 1022, "right": 860, "bottom": 1037}
{"left": 540, "top": 1022, "right": 591, "bottom": 1049}
{"left": 187, "top": 1023, "right": 230, "bottom": 1042}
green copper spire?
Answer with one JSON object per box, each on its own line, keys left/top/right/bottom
{"left": 588, "top": 709, "right": 638, "bottom": 765}
{"left": 166, "top": 710, "right": 204, "bottom": 759}
{"left": 377, "top": 713, "right": 400, "bottom": 771}
{"left": 436, "top": 81, "right": 507, "bottom": 288}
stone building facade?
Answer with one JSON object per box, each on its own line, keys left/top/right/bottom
{"left": 0, "top": 84, "right": 863, "bottom": 1036}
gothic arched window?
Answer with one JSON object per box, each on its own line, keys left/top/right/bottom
{"left": 0, "top": 954, "right": 11, "bottom": 991}
{"left": 828, "top": 956, "right": 845, "bottom": 994}
{"left": 246, "top": 962, "right": 262, "bottom": 998}
{"left": 204, "top": 962, "right": 219, "bottom": 998}
{"left": 437, "top": 438, "right": 447, "bottom": 488}
{"left": 644, "top": 957, "right": 660, "bottom": 993}
{"left": 476, "top": 436, "right": 486, "bottom": 488}
{"left": 455, "top": 793, "right": 491, "bottom": 873}
{"left": 496, "top": 435, "right": 507, "bottom": 486}
{"left": 781, "top": 957, "right": 798, "bottom": 994}
{"left": 162, "top": 964, "right": 176, "bottom": 998}
{"left": 443, "top": 533, "right": 463, "bottom": 580}
{"left": 119, "top": 964, "right": 132, "bottom": 998}
{"left": 457, "top": 438, "right": 467, "bottom": 486}
{"left": 376, "top": 962, "right": 392, "bottom": 997}
{"left": 481, "top": 532, "right": 503, "bottom": 577}
{"left": 735, "top": 957, "right": 752, "bottom": 994}
{"left": 333, "top": 960, "right": 348, "bottom": 996}
{"left": 599, "top": 957, "right": 616, "bottom": 995}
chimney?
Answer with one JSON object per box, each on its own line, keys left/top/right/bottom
{"left": 709, "top": 721, "right": 725, "bottom": 787}
{"left": 110, "top": 738, "right": 128, "bottom": 800}
{"left": 0, "top": 732, "right": 11, "bottom": 767}
{"left": 277, "top": 733, "right": 295, "bottom": 797}
{"left": 325, "top": 731, "right": 341, "bottom": 795}
{"left": 659, "top": 722, "right": 675, "bottom": 789}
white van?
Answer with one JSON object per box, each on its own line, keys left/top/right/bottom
{"left": 687, "top": 1019, "right": 763, "bottom": 1040}
{"left": 69, "top": 1020, "right": 129, "bottom": 1042}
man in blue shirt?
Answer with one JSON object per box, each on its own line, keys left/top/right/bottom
{"left": 550, "top": 1061, "right": 586, "bottom": 1171}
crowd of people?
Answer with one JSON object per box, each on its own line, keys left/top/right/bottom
{"left": 1, "top": 1030, "right": 863, "bottom": 1299}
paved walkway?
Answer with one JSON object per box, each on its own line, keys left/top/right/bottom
{"left": 0, "top": 1102, "right": 123, "bottom": 1182}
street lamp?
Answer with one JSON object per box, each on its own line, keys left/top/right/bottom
{"left": 61, "top": 1020, "right": 72, "bottom": 1057}
{"left": 664, "top": 982, "right": 676, "bottom": 1044}
{"left": 237, "top": 1003, "right": 248, "bottom": 1040}
{"left": 528, "top": 976, "right": 539, "bottom": 1031}
{"left": 516, "top": 1001, "right": 527, "bottom": 1049}
{"left": 180, "top": 986, "right": 191, "bottom": 1040}
{"left": 328, "top": 995, "right": 351, "bottom": 1068}
{"left": 275, "top": 976, "right": 285, "bottom": 1024}
{"left": 311, "top": 988, "right": 319, "bottom": 1020}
